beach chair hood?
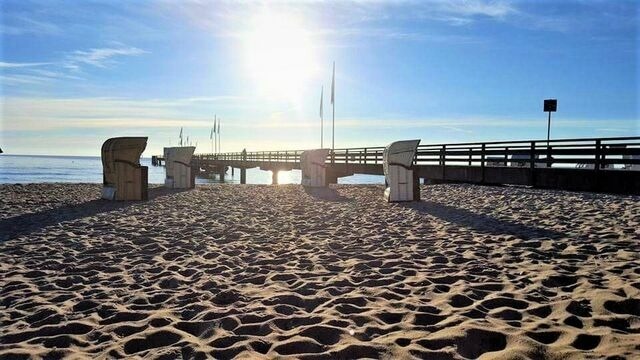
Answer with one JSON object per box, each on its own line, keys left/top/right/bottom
{"left": 383, "top": 140, "right": 420, "bottom": 177}
{"left": 101, "top": 137, "right": 147, "bottom": 186}
{"left": 383, "top": 139, "right": 420, "bottom": 202}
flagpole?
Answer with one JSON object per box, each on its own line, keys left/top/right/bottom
{"left": 214, "top": 115, "right": 217, "bottom": 154}
{"left": 320, "top": 86, "right": 324, "bottom": 148}
{"left": 331, "top": 61, "right": 335, "bottom": 151}
{"left": 218, "top": 119, "right": 221, "bottom": 154}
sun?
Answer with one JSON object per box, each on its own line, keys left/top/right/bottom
{"left": 243, "top": 11, "right": 319, "bottom": 101}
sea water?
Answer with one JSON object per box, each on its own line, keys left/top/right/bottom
{"left": 0, "top": 155, "right": 384, "bottom": 185}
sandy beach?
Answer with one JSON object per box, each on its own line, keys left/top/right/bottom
{"left": 1, "top": 183, "right": 639, "bottom": 359}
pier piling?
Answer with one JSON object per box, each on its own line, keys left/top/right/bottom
{"left": 240, "top": 168, "right": 246, "bottom": 184}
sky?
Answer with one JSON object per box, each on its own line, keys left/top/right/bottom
{"left": 1, "top": 0, "right": 638, "bottom": 156}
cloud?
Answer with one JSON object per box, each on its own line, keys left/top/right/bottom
{"left": 64, "top": 46, "right": 148, "bottom": 70}
{"left": 2, "top": 96, "right": 637, "bottom": 155}
{"left": 0, "top": 61, "right": 52, "bottom": 68}
{"left": 3, "top": 96, "right": 636, "bottom": 134}
{"left": 0, "top": 14, "right": 62, "bottom": 36}
{"left": 158, "top": 0, "right": 518, "bottom": 42}
{"left": 0, "top": 74, "right": 55, "bottom": 85}
{"left": 0, "top": 96, "right": 245, "bottom": 131}
{"left": 1, "top": 45, "right": 148, "bottom": 91}
{"left": 411, "top": 0, "right": 516, "bottom": 25}
{"left": 441, "top": 0, "right": 515, "bottom": 18}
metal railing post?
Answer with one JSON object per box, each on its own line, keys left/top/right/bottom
{"left": 530, "top": 141, "right": 536, "bottom": 186}
{"left": 504, "top": 146, "right": 509, "bottom": 166}
{"left": 441, "top": 145, "right": 446, "bottom": 180}
{"left": 481, "top": 143, "right": 486, "bottom": 183}
{"left": 594, "top": 139, "right": 601, "bottom": 171}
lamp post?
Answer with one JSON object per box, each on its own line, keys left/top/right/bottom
{"left": 543, "top": 99, "right": 557, "bottom": 147}
{"left": 543, "top": 99, "right": 557, "bottom": 168}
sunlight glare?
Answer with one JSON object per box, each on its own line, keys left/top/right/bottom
{"left": 243, "top": 11, "right": 318, "bottom": 101}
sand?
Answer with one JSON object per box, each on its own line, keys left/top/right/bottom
{"left": 1, "top": 183, "right": 639, "bottom": 360}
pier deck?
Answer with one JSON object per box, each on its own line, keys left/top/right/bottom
{"left": 162, "top": 137, "right": 640, "bottom": 194}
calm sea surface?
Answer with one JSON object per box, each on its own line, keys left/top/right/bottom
{"left": 0, "top": 155, "right": 384, "bottom": 185}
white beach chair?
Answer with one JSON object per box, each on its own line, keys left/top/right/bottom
{"left": 164, "top": 146, "right": 196, "bottom": 189}
{"left": 101, "top": 137, "right": 148, "bottom": 201}
{"left": 300, "top": 149, "right": 330, "bottom": 187}
{"left": 383, "top": 139, "right": 421, "bottom": 202}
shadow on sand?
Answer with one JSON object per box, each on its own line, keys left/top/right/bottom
{"left": 303, "top": 186, "right": 352, "bottom": 202}
{"left": 404, "top": 200, "right": 566, "bottom": 240}
{"left": 0, "top": 187, "right": 188, "bottom": 241}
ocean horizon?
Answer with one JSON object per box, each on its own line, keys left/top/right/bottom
{"left": 0, "top": 154, "right": 385, "bottom": 185}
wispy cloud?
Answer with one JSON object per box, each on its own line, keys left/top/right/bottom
{"left": 0, "top": 74, "right": 56, "bottom": 85}
{"left": 3, "top": 96, "right": 636, "bottom": 133}
{"left": 158, "top": 0, "right": 518, "bottom": 41}
{"left": 413, "top": 0, "right": 517, "bottom": 25}
{"left": 0, "top": 61, "right": 52, "bottom": 68}
{"left": 0, "top": 96, "right": 245, "bottom": 131}
{"left": 0, "top": 14, "right": 62, "bottom": 36}
{"left": 63, "top": 46, "right": 147, "bottom": 70}
{"left": 1, "top": 45, "right": 147, "bottom": 90}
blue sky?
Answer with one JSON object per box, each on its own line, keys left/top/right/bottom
{"left": 1, "top": 0, "right": 638, "bottom": 156}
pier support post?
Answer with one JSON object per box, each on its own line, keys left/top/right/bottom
{"left": 219, "top": 167, "right": 225, "bottom": 182}
{"left": 240, "top": 168, "right": 246, "bottom": 184}
{"left": 272, "top": 170, "right": 278, "bottom": 185}
{"left": 232, "top": 167, "right": 235, "bottom": 176}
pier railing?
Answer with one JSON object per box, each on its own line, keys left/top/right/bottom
{"left": 193, "top": 136, "right": 640, "bottom": 170}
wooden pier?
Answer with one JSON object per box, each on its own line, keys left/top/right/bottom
{"left": 159, "top": 136, "right": 640, "bottom": 194}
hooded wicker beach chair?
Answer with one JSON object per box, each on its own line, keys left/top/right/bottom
{"left": 300, "top": 149, "right": 330, "bottom": 187}
{"left": 164, "top": 146, "right": 196, "bottom": 189}
{"left": 101, "top": 137, "right": 148, "bottom": 201}
{"left": 383, "top": 139, "right": 421, "bottom": 202}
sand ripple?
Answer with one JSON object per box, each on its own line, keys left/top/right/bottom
{"left": 1, "top": 183, "right": 639, "bottom": 359}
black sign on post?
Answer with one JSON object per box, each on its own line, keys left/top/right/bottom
{"left": 543, "top": 99, "right": 557, "bottom": 159}
{"left": 544, "top": 99, "right": 557, "bottom": 112}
